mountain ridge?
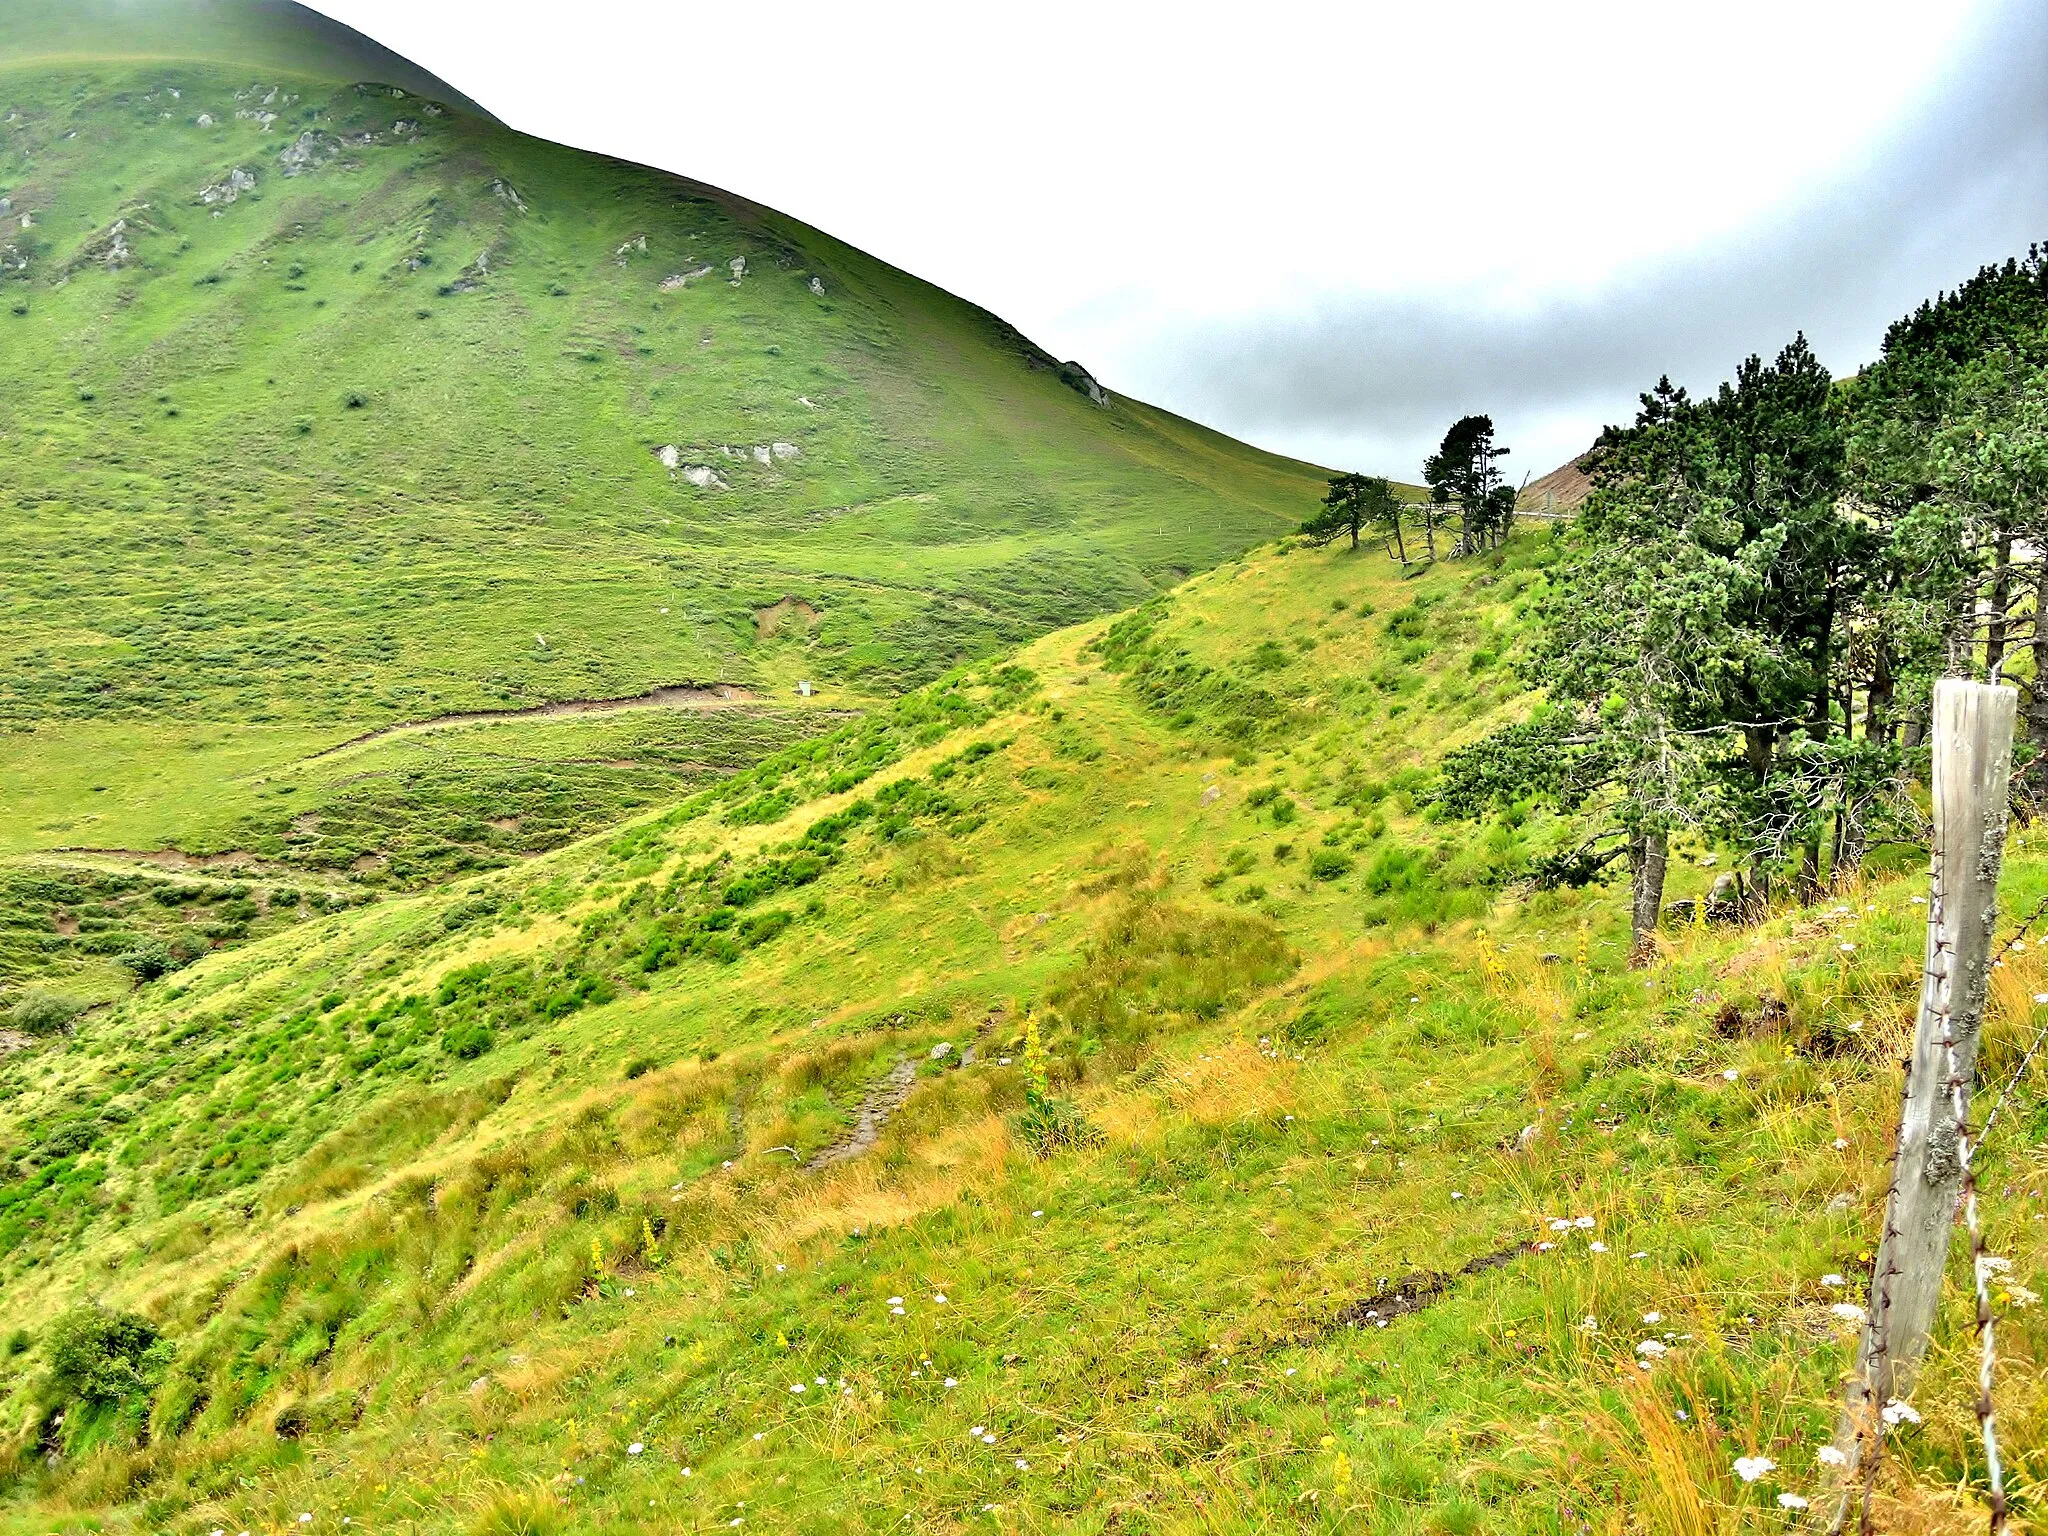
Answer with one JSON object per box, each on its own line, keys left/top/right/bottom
{"left": 0, "top": 0, "right": 498, "bottom": 119}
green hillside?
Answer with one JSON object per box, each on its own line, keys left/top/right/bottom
{"left": 2, "top": 531, "right": 2041, "bottom": 1532}
{"left": 1, "top": 0, "right": 495, "bottom": 118}
{"left": 0, "top": 1, "right": 1330, "bottom": 898}
{"left": 6, "top": 9, "right": 2044, "bottom": 1534}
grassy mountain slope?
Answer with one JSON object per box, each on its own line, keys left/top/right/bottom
{"left": 3, "top": 530, "right": 2042, "bottom": 1533}
{"left": 1, "top": 0, "right": 495, "bottom": 118}
{"left": 0, "top": 10, "right": 1332, "bottom": 878}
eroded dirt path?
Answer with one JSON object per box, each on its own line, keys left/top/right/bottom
{"left": 808, "top": 1059, "right": 921, "bottom": 1171}
{"left": 303, "top": 684, "right": 763, "bottom": 762}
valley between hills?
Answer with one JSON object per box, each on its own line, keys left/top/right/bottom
{"left": 2, "top": 5, "right": 2045, "bottom": 1534}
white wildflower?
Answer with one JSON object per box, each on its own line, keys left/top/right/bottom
{"left": 1881, "top": 1399, "right": 1921, "bottom": 1426}
{"left": 1817, "top": 1445, "right": 1848, "bottom": 1467}
{"left": 1778, "top": 1493, "right": 1810, "bottom": 1509}
{"left": 1574, "top": 1216, "right": 1595, "bottom": 1229}
{"left": 1822, "top": 1273, "right": 1845, "bottom": 1287}
{"left": 1642, "top": 1311, "right": 1662, "bottom": 1323}
{"left": 1732, "top": 1455, "right": 1775, "bottom": 1482}
{"left": 1829, "top": 1303, "right": 1866, "bottom": 1323}
{"left": 628, "top": 1442, "right": 644, "bottom": 1455}
{"left": 1636, "top": 1339, "right": 1668, "bottom": 1357}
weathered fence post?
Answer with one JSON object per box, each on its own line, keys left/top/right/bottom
{"left": 1833, "top": 677, "right": 2016, "bottom": 1527}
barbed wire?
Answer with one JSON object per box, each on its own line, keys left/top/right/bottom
{"left": 1929, "top": 849, "right": 2007, "bottom": 1532}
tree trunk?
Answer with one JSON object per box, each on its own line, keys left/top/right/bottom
{"left": 1832, "top": 679, "right": 2016, "bottom": 1521}
{"left": 1627, "top": 830, "right": 1667, "bottom": 965}
{"left": 1986, "top": 529, "right": 2014, "bottom": 677}
{"left": 1391, "top": 516, "right": 1408, "bottom": 567}
{"left": 1423, "top": 504, "right": 1437, "bottom": 562}
{"left": 1867, "top": 642, "right": 1895, "bottom": 745}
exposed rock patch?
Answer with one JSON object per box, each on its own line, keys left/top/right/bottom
{"left": 198, "top": 167, "right": 256, "bottom": 206}
{"left": 490, "top": 179, "right": 527, "bottom": 213}
{"left": 1057, "top": 360, "right": 1108, "bottom": 406}
{"left": 728, "top": 256, "right": 746, "bottom": 284}
{"left": 660, "top": 266, "right": 714, "bottom": 291}
{"left": 279, "top": 132, "right": 338, "bottom": 176}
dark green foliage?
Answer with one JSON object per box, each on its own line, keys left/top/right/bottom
{"left": 38, "top": 1305, "right": 172, "bottom": 1451}
{"left": 1364, "top": 844, "right": 1426, "bottom": 895}
{"left": 1302, "top": 472, "right": 1406, "bottom": 559}
{"left": 1307, "top": 849, "right": 1353, "bottom": 881}
{"left": 1423, "top": 415, "right": 1516, "bottom": 552}
{"left": 115, "top": 937, "right": 179, "bottom": 981}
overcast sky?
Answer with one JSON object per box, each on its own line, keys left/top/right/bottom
{"left": 312, "top": 0, "right": 2048, "bottom": 482}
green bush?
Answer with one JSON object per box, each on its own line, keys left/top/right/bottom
{"left": 1364, "top": 844, "right": 1425, "bottom": 895}
{"left": 444, "top": 1023, "right": 495, "bottom": 1059}
{"left": 1308, "top": 849, "right": 1353, "bottom": 881}
{"left": 39, "top": 1306, "right": 172, "bottom": 1451}
{"left": 7, "top": 989, "right": 85, "bottom": 1033}
{"left": 116, "top": 938, "right": 179, "bottom": 981}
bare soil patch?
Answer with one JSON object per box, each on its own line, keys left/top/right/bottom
{"left": 754, "top": 598, "right": 820, "bottom": 640}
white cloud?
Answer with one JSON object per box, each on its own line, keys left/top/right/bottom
{"left": 314, "top": 0, "right": 2039, "bottom": 476}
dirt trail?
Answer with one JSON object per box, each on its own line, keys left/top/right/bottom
{"left": 304, "top": 684, "right": 763, "bottom": 762}
{"left": 808, "top": 1059, "right": 921, "bottom": 1171}
{"left": 1332, "top": 1241, "right": 1533, "bottom": 1330}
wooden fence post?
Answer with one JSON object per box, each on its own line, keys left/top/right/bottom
{"left": 1833, "top": 678, "right": 2016, "bottom": 1525}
